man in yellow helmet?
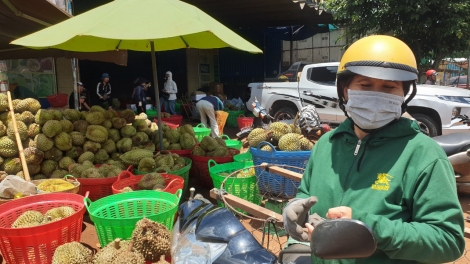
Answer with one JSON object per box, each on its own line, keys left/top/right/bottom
{"left": 282, "top": 35, "right": 465, "bottom": 263}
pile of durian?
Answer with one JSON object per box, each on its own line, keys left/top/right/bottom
{"left": 219, "top": 167, "right": 256, "bottom": 178}
{"left": 51, "top": 217, "right": 171, "bottom": 264}
{"left": 155, "top": 123, "right": 197, "bottom": 151}
{"left": 11, "top": 206, "right": 75, "bottom": 228}
{"left": 121, "top": 172, "right": 167, "bottom": 192}
{"left": 246, "top": 121, "right": 314, "bottom": 151}
{"left": 191, "top": 136, "right": 235, "bottom": 157}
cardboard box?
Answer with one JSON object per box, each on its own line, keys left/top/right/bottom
{"left": 209, "top": 82, "right": 223, "bottom": 94}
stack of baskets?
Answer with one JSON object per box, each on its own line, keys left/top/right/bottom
{"left": 209, "top": 160, "right": 261, "bottom": 213}
{"left": 250, "top": 142, "right": 310, "bottom": 198}
{"left": 190, "top": 149, "right": 240, "bottom": 187}
{"left": 112, "top": 170, "right": 184, "bottom": 194}
{"left": 85, "top": 190, "right": 181, "bottom": 247}
{"left": 0, "top": 193, "right": 87, "bottom": 264}
{"left": 193, "top": 123, "right": 211, "bottom": 141}
{"left": 226, "top": 110, "right": 245, "bottom": 127}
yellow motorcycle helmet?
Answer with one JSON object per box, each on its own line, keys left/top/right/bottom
{"left": 337, "top": 35, "right": 419, "bottom": 115}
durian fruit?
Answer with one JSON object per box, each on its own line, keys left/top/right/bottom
{"left": 0, "top": 136, "right": 19, "bottom": 157}
{"left": 7, "top": 120, "right": 28, "bottom": 141}
{"left": 24, "top": 147, "right": 44, "bottom": 164}
{"left": 119, "top": 149, "right": 153, "bottom": 166}
{"left": 108, "top": 128, "right": 121, "bottom": 142}
{"left": 122, "top": 187, "right": 133, "bottom": 192}
{"left": 247, "top": 128, "right": 266, "bottom": 144}
{"left": 22, "top": 98, "right": 42, "bottom": 114}
{"left": 59, "top": 156, "right": 75, "bottom": 170}
{"left": 141, "top": 142, "right": 156, "bottom": 152}
{"left": 20, "top": 111, "right": 35, "bottom": 125}
{"left": 121, "top": 125, "right": 137, "bottom": 138}
{"left": 93, "top": 239, "right": 131, "bottom": 263}
{"left": 85, "top": 125, "right": 108, "bottom": 143}
{"left": 101, "top": 119, "right": 112, "bottom": 130}
{"left": 168, "top": 143, "right": 181, "bottom": 150}
{"left": 73, "top": 120, "right": 88, "bottom": 134}
{"left": 44, "top": 147, "right": 63, "bottom": 162}
{"left": 155, "top": 154, "right": 174, "bottom": 168}
{"left": 105, "top": 240, "right": 146, "bottom": 264}
{"left": 97, "top": 164, "right": 121, "bottom": 178}
{"left": 138, "top": 172, "right": 166, "bottom": 190}
{"left": 28, "top": 163, "right": 41, "bottom": 175}
{"left": 200, "top": 136, "right": 219, "bottom": 151}
{"left": 116, "top": 138, "right": 133, "bottom": 153}
{"left": 278, "top": 133, "right": 302, "bottom": 151}
{"left": 34, "top": 134, "right": 54, "bottom": 152}
{"left": 28, "top": 123, "right": 41, "bottom": 138}
{"left": 35, "top": 109, "right": 55, "bottom": 125}
{"left": 154, "top": 255, "right": 170, "bottom": 264}
{"left": 0, "top": 121, "right": 6, "bottom": 137}
{"left": 44, "top": 206, "right": 75, "bottom": 222}
{"left": 138, "top": 157, "right": 156, "bottom": 173}
{"left": 42, "top": 120, "right": 62, "bottom": 138}
{"left": 32, "top": 174, "right": 47, "bottom": 180}
{"left": 50, "top": 169, "right": 69, "bottom": 179}
{"left": 132, "top": 132, "right": 149, "bottom": 145}
{"left": 69, "top": 164, "right": 87, "bottom": 178}
{"left": 260, "top": 145, "right": 273, "bottom": 152}
{"left": 50, "top": 110, "right": 62, "bottom": 120}
{"left": 95, "top": 149, "right": 110, "bottom": 164}
{"left": 131, "top": 218, "right": 171, "bottom": 262}
{"left": 299, "top": 137, "right": 314, "bottom": 151}
{"left": 179, "top": 133, "right": 196, "bottom": 150}
{"left": 212, "top": 146, "right": 229, "bottom": 157}
{"left": 191, "top": 145, "right": 206, "bottom": 156}
{"left": 269, "top": 122, "right": 292, "bottom": 141}
{"left": 63, "top": 109, "right": 82, "bottom": 122}
{"left": 83, "top": 141, "right": 101, "bottom": 153}
{"left": 178, "top": 124, "right": 196, "bottom": 137}
{"left": 78, "top": 151, "right": 95, "bottom": 164}
{"left": 85, "top": 111, "right": 105, "bottom": 125}
{"left": 164, "top": 129, "right": 180, "bottom": 144}
{"left": 111, "top": 117, "right": 127, "bottom": 129}
{"left": 102, "top": 139, "right": 117, "bottom": 154}
{"left": 81, "top": 167, "right": 103, "bottom": 178}
{"left": 120, "top": 109, "right": 136, "bottom": 124}
{"left": 0, "top": 94, "right": 7, "bottom": 112}
{"left": 70, "top": 131, "right": 86, "bottom": 146}
{"left": 249, "top": 130, "right": 272, "bottom": 148}
{"left": 51, "top": 241, "right": 93, "bottom": 264}
{"left": 133, "top": 119, "right": 148, "bottom": 131}
{"left": 215, "top": 137, "right": 226, "bottom": 147}
{"left": 54, "top": 132, "right": 73, "bottom": 151}
{"left": 41, "top": 160, "right": 58, "bottom": 177}
{"left": 60, "top": 119, "right": 75, "bottom": 133}
{"left": 3, "top": 158, "right": 22, "bottom": 175}
{"left": 11, "top": 210, "right": 44, "bottom": 228}
{"left": 66, "top": 147, "right": 84, "bottom": 160}
{"left": 156, "top": 138, "right": 170, "bottom": 150}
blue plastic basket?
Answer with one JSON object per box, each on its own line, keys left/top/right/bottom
{"left": 250, "top": 141, "right": 311, "bottom": 198}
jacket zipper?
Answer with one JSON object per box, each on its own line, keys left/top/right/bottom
{"left": 340, "top": 139, "right": 363, "bottom": 205}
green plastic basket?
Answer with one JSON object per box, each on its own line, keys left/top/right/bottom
{"left": 85, "top": 190, "right": 182, "bottom": 247}
{"left": 146, "top": 107, "right": 157, "bottom": 117}
{"left": 193, "top": 123, "right": 211, "bottom": 142}
{"left": 233, "top": 152, "right": 253, "bottom": 163}
{"left": 226, "top": 110, "right": 245, "bottom": 127}
{"left": 208, "top": 160, "right": 261, "bottom": 213}
{"left": 167, "top": 157, "right": 191, "bottom": 193}
{"left": 220, "top": 134, "right": 242, "bottom": 150}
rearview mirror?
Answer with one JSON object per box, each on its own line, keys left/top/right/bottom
{"left": 310, "top": 219, "right": 376, "bottom": 259}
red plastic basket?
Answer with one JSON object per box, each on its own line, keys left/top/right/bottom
{"left": 154, "top": 118, "right": 180, "bottom": 129}
{"left": 69, "top": 164, "right": 131, "bottom": 201}
{"left": 47, "top": 93, "right": 68, "bottom": 107}
{"left": 190, "top": 148, "right": 239, "bottom": 187}
{"left": 112, "top": 170, "right": 184, "bottom": 194}
{"left": 0, "top": 193, "right": 86, "bottom": 264}
{"left": 161, "top": 114, "right": 183, "bottom": 125}
{"left": 237, "top": 114, "right": 254, "bottom": 130}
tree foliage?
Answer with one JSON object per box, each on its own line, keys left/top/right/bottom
{"left": 325, "top": 0, "right": 470, "bottom": 70}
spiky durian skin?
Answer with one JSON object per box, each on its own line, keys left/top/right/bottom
{"left": 51, "top": 241, "right": 93, "bottom": 264}
{"left": 278, "top": 133, "right": 301, "bottom": 151}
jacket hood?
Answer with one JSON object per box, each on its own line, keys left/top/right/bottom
{"left": 331, "top": 117, "right": 421, "bottom": 145}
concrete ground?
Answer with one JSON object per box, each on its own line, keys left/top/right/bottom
{"left": 2, "top": 118, "right": 470, "bottom": 263}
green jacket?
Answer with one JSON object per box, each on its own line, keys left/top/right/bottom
{"left": 296, "top": 117, "right": 465, "bottom": 264}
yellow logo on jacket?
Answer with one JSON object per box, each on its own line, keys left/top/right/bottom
{"left": 371, "top": 173, "right": 393, "bottom": 191}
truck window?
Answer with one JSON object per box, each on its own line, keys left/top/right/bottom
{"left": 307, "top": 66, "right": 338, "bottom": 85}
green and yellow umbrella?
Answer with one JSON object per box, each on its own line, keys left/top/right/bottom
{"left": 11, "top": 0, "right": 262, "bottom": 150}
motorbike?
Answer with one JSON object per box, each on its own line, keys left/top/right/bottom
{"left": 171, "top": 164, "right": 377, "bottom": 264}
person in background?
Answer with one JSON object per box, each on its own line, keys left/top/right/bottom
{"left": 96, "top": 73, "right": 112, "bottom": 110}
{"left": 424, "top": 69, "right": 438, "bottom": 85}
{"left": 133, "top": 78, "right": 151, "bottom": 115}
{"left": 8, "top": 83, "right": 39, "bottom": 100}
{"left": 163, "top": 71, "right": 177, "bottom": 115}
{"left": 69, "top": 82, "right": 90, "bottom": 110}
{"left": 78, "top": 94, "right": 89, "bottom": 112}
{"left": 196, "top": 92, "right": 224, "bottom": 137}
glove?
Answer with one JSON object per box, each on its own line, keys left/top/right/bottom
{"left": 138, "top": 101, "right": 142, "bottom": 106}
{"left": 282, "top": 196, "right": 318, "bottom": 242}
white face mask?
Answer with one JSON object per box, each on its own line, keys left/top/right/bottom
{"left": 345, "top": 90, "right": 403, "bottom": 130}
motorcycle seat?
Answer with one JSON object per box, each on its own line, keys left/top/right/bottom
{"left": 433, "top": 132, "right": 470, "bottom": 156}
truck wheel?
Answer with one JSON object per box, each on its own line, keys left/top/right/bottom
{"left": 412, "top": 113, "right": 439, "bottom": 137}
{"left": 273, "top": 107, "right": 297, "bottom": 121}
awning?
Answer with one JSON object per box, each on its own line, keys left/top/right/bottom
{"left": 0, "top": 0, "right": 127, "bottom": 65}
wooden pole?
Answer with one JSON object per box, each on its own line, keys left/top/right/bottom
{"left": 6, "top": 91, "right": 30, "bottom": 181}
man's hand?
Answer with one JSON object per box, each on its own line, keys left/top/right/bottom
{"left": 306, "top": 222, "right": 314, "bottom": 241}
{"left": 282, "top": 196, "right": 318, "bottom": 242}
{"left": 138, "top": 101, "right": 142, "bottom": 107}
{"left": 326, "top": 206, "right": 352, "bottom": 219}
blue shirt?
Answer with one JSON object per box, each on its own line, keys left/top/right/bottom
{"left": 200, "top": 96, "right": 224, "bottom": 110}
{"left": 134, "top": 85, "right": 146, "bottom": 103}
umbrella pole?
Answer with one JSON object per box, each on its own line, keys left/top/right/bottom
{"left": 150, "top": 41, "right": 164, "bottom": 151}
{"left": 72, "top": 58, "right": 79, "bottom": 111}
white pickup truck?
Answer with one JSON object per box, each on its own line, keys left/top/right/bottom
{"left": 246, "top": 62, "right": 470, "bottom": 137}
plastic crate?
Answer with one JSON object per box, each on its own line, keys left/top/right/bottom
{"left": 226, "top": 110, "right": 245, "bottom": 127}
{"left": 0, "top": 193, "right": 86, "bottom": 264}
{"left": 193, "top": 123, "right": 211, "bottom": 142}
{"left": 47, "top": 93, "right": 68, "bottom": 107}
{"left": 209, "top": 160, "right": 261, "bottom": 213}
{"left": 85, "top": 190, "right": 181, "bottom": 247}
{"left": 251, "top": 142, "right": 310, "bottom": 198}
{"left": 220, "top": 134, "right": 242, "bottom": 150}
{"left": 190, "top": 149, "right": 239, "bottom": 187}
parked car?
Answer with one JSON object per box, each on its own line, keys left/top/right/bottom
{"left": 246, "top": 62, "right": 470, "bottom": 137}
{"left": 449, "top": 75, "right": 468, "bottom": 88}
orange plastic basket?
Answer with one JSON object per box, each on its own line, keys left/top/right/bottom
{"left": 47, "top": 93, "right": 68, "bottom": 107}
{"left": 70, "top": 164, "right": 131, "bottom": 201}
{"left": 0, "top": 193, "right": 86, "bottom": 264}
{"left": 215, "top": 110, "right": 229, "bottom": 135}
{"left": 190, "top": 148, "right": 239, "bottom": 187}
{"left": 111, "top": 170, "right": 184, "bottom": 194}
{"left": 237, "top": 114, "right": 254, "bottom": 130}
